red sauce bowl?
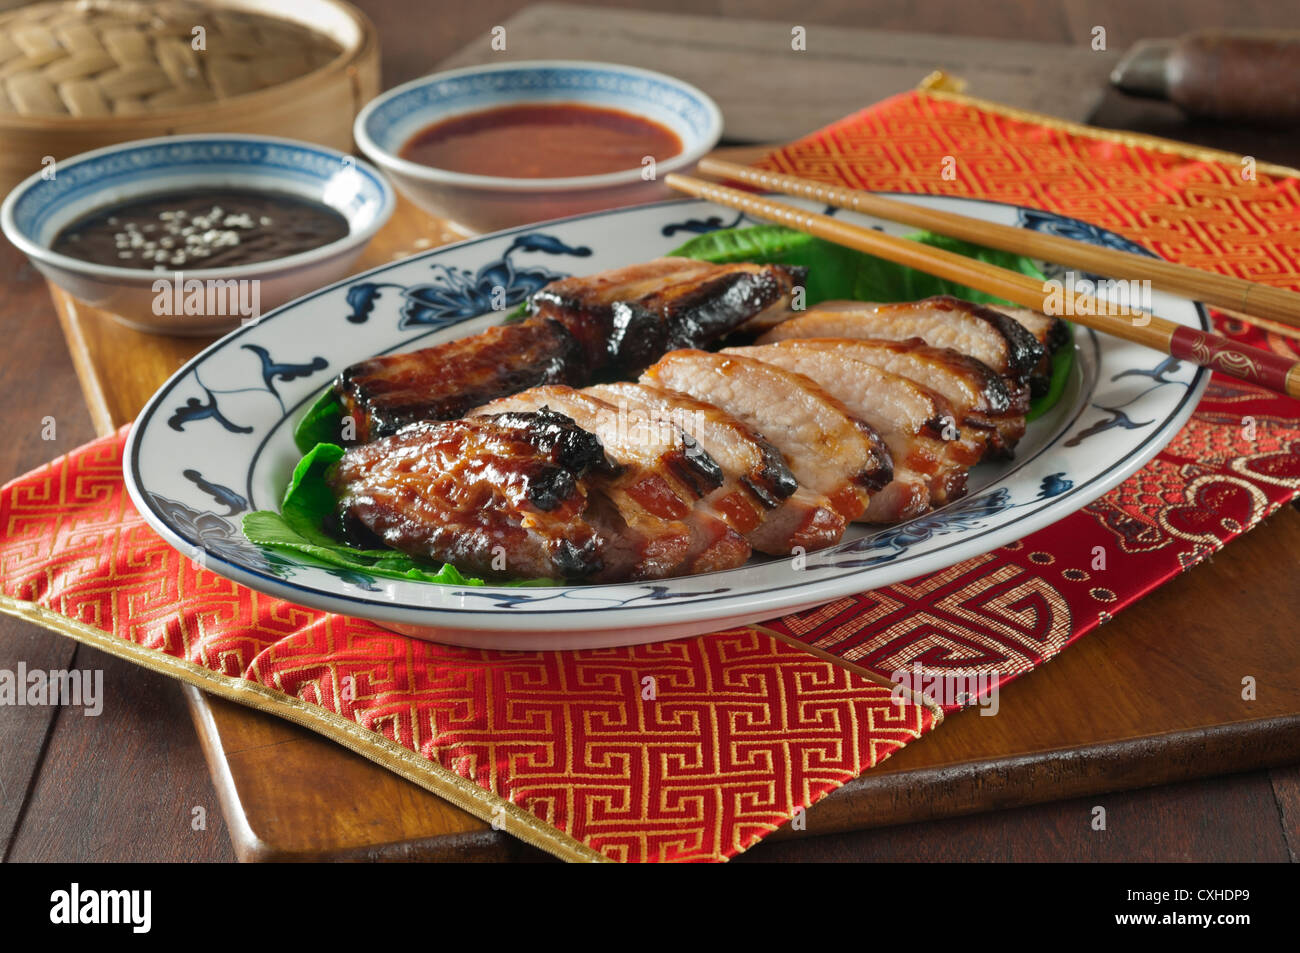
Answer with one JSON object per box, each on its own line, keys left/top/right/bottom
{"left": 354, "top": 61, "right": 723, "bottom": 235}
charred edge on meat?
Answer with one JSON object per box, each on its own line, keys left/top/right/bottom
{"left": 332, "top": 508, "right": 385, "bottom": 551}
{"left": 554, "top": 537, "right": 603, "bottom": 577}
{"left": 922, "top": 410, "right": 955, "bottom": 440}
{"left": 531, "top": 264, "right": 808, "bottom": 377}
{"left": 668, "top": 433, "right": 726, "bottom": 498}
{"left": 1027, "top": 315, "right": 1071, "bottom": 398}
{"left": 326, "top": 415, "right": 614, "bottom": 580}
{"left": 850, "top": 420, "right": 895, "bottom": 492}
{"left": 477, "top": 407, "right": 619, "bottom": 478}
{"left": 930, "top": 467, "right": 969, "bottom": 506}
{"left": 742, "top": 439, "right": 801, "bottom": 508}
{"left": 334, "top": 318, "right": 585, "bottom": 442}
{"left": 945, "top": 349, "right": 1015, "bottom": 418}
{"left": 922, "top": 296, "right": 1047, "bottom": 380}
{"left": 655, "top": 267, "right": 810, "bottom": 350}
{"left": 1043, "top": 314, "right": 1071, "bottom": 354}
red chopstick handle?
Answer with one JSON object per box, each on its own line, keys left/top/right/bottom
{"left": 1169, "top": 326, "right": 1300, "bottom": 397}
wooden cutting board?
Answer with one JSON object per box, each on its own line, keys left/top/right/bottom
{"left": 50, "top": 182, "right": 1300, "bottom": 860}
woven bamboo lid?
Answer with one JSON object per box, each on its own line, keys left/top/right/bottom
{"left": 0, "top": 0, "right": 343, "bottom": 117}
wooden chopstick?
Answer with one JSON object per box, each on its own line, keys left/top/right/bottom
{"left": 697, "top": 157, "right": 1300, "bottom": 332}
{"left": 665, "top": 173, "right": 1300, "bottom": 400}
{"left": 1215, "top": 307, "right": 1300, "bottom": 344}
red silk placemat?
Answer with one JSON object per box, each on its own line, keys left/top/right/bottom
{"left": 755, "top": 90, "right": 1300, "bottom": 706}
{"left": 0, "top": 427, "right": 936, "bottom": 863}
{"left": 766, "top": 372, "right": 1300, "bottom": 703}
{"left": 3, "top": 88, "right": 1299, "bottom": 861}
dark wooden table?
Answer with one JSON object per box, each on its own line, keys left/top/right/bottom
{"left": 3, "top": 0, "right": 1299, "bottom": 863}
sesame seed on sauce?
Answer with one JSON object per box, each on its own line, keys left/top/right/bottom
{"left": 51, "top": 189, "right": 350, "bottom": 271}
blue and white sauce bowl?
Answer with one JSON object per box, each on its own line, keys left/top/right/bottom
{"left": 355, "top": 60, "right": 724, "bottom": 234}
{"left": 1, "top": 134, "right": 394, "bottom": 336}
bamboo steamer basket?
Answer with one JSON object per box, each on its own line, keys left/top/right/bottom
{"left": 0, "top": 0, "right": 381, "bottom": 195}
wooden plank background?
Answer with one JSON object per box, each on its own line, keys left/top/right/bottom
{"left": 436, "top": 3, "right": 1119, "bottom": 138}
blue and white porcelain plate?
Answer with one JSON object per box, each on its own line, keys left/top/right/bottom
{"left": 124, "top": 195, "right": 1209, "bottom": 650}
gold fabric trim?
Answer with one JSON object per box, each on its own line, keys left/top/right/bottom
{"left": 914, "top": 79, "right": 1300, "bottom": 180}
{"left": 0, "top": 593, "right": 609, "bottom": 864}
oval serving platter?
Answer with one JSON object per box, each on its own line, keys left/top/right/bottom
{"left": 124, "top": 194, "right": 1209, "bottom": 650}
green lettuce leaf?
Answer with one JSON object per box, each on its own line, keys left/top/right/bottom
{"left": 669, "top": 225, "right": 1045, "bottom": 308}
{"left": 293, "top": 387, "right": 347, "bottom": 454}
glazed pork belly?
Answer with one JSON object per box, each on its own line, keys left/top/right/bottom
{"left": 586, "top": 382, "right": 845, "bottom": 554}
{"left": 772, "top": 338, "right": 1028, "bottom": 458}
{"left": 642, "top": 350, "right": 893, "bottom": 525}
{"left": 757, "top": 296, "right": 1046, "bottom": 388}
{"left": 329, "top": 258, "right": 806, "bottom": 444}
{"left": 474, "top": 385, "right": 751, "bottom": 576}
{"left": 725, "top": 343, "right": 970, "bottom": 520}
{"left": 529, "top": 257, "right": 807, "bottom": 376}
{"left": 335, "top": 319, "right": 582, "bottom": 443}
{"left": 327, "top": 410, "right": 619, "bottom": 580}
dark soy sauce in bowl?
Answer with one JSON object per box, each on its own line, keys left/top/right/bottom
{"left": 52, "top": 189, "right": 350, "bottom": 271}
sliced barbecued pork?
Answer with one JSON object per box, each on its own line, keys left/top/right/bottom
{"left": 757, "top": 295, "right": 1045, "bottom": 387}
{"left": 335, "top": 319, "right": 583, "bottom": 443}
{"left": 774, "top": 338, "right": 1027, "bottom": 458}
{"left": 641, "top": 350, "right": 893, "bottom": 525}
{"left": 474, "top": 385, "right": 751, "bottom": 576}
{"left": 726, "top": 344, "right": 971, "bottom": 520}
{"left": 529, "top": 257, "right": 807, "bottom": 376}
{"left": 582, "top": 382, "right": 776, "bottom": 536}
{"left": 586, "top": 382, "right": 844, "bottom": 554}
{"left": 328, "top": 410, "right": 620, "bottom": 581}
{"left": 327, "top": 258, "right": 807, "bottom": 445}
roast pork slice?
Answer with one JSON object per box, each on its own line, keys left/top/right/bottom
{"left": 586, "top": 381, "right": 845, "bottom": 554}
{"left": 641, "top": 350, "right": 893, "bottom": 525}
{"left": 476, "top": 385, "right": 751, "bottom": 576}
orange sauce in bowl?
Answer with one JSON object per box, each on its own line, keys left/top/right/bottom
{"left": 399, "top": 102, "right": 684, "bottom": 178}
